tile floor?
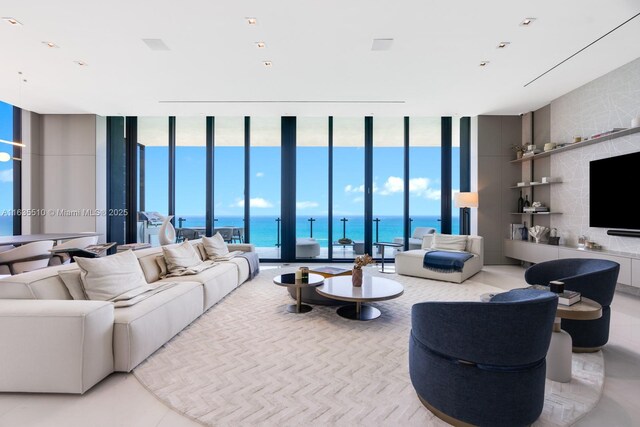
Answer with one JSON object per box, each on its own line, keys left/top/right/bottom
{"left": 1, "top": 265, "right": 639, "bottom": 427}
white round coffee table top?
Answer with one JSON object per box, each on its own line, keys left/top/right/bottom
{"left": 316, "top": 275, "right": 404, "bottom": 303}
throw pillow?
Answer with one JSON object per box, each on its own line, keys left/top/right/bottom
{"left": 431, "top": 234, "right": 468, "bottom": 251}
{"left": 58, "top": 269, "right": 87, "bottom": 300}
{"left": 74, "top": 250, "right": 150, "bottom": 301}
{"left": 162, "top": 240, "right": 202, "bottom": 273}
{"left": 202, "top": 233, "right": 230, "bottom": 259}
{"left": 155, "top": 255, "right": 168, "bottom": 278}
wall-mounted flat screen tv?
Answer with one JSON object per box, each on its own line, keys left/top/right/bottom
{"left": 590, "top": 151, "right": 640, "bottom": 230}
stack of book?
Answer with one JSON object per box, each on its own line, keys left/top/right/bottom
{"left": 558, "top": 290, "right": 581, "bottom": 306}
{"left": 309, "top": 266, "right": 352, "bottom": 278}
{"left": 523, "top": 206, "right": 549, "bottom": 213}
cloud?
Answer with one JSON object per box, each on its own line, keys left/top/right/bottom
{"left": 255, "top": 172, "right": 264, "bottom": 178}
{"left": 0, "top": 169, "right": 12, "bottom": 183}
{"left": 296, "top": 201, "right": 319, "bottom": 209}
{"left": 376, "top": 176, "right": 441, "bottom": 200}
{"left": 379, "top": 176, "right": 403, "bottom": 195}
{"left": 345, "top": 183, "right": 378, "bottom": 193}
{"left": 233, "top": 197, "right": 274, "bottom": 208}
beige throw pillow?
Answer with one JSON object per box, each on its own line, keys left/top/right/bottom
{"left": 74, "top": 250, "right": 151, "bottom": 301}
{"left": 58, "top": 269, "right": 87, "bottom": 300}
{"left": 202, "top": 233, "right": 230, "bottom": 258}
{"left": 162, "top": 240, "right": 202, "bottom": 273}
{"left": 431, "top": 234, "right": 468, "bottom": 251}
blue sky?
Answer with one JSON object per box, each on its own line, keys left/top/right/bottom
{"left": 144, "top": 145, "right": 459, "bottom": 217}
{"left": 0, "top": 101, "right": 13, "bottom": 212}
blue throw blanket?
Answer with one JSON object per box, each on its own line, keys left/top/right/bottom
{"left": 238, "top": 252, "right": 260, "bottom": 279}
{"left": 423, "top": 250, "right": 473, "bottom": 273}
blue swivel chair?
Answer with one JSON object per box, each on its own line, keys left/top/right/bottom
{"left": 409, "top": 289, "right": 558, "bottom": 427}
{"left": 524, "top": 258, "right": 619, "bottom": 351}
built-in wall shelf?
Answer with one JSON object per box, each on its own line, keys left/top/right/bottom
{"left": 510, "top": 126, "right": 640, "bottom": 163}
{"left": 510, "top": 212, "right": 562, "bottom": 215}
{"left": 504, "top": 238, "right": 640, "bottom": 289}
{"left": 509, "top": 182, "right": 561, "bottom": 189}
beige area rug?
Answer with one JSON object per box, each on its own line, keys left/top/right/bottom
{"left": 134, "top": 267, "right": 604, "bottom": 427}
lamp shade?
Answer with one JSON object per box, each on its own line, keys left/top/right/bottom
{"left": 454, "top": 192, "right": 478, "bottom": 208}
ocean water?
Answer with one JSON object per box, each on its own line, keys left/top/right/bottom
{"left": 0, "top": 216, "right": 11, "bottom": 236}
{"left": 176, "top": 215, "right": 459, "bottom": 248}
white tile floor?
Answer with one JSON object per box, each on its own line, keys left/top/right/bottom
{"left": 1, "top": 265, "right": 639, "bottom": 427}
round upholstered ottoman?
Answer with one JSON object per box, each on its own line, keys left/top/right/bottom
{"left": 296, "top": 238, "right": 321, "bottom": 258}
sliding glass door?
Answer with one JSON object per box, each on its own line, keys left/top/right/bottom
{"left": 0, "top": 102, "right": 13, "bottom": 236}
{"left": 250, "top": 118, "right": 281, "bottom": 259}
{"left": 372, "top": 117, "right": 405, "bottom": 257}
{"left": 332, "top": 118, "right": 365, "bottom": 259}
{"left": 296, "top": 118, "right": 329, "bottom": 259}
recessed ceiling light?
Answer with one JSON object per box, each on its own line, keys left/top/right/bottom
{"left": 256, "top": 41, "right": 266, "bottom": 48}
{"left": 371, "top": 38, "right": 394, "bottom": 51}
{"left": 2, "top": 17, "right": 22, "bottom": 26}
{"left": 479, "top": 61, "right": 489, "bottom": 67}
{"left": 263, "top": 60, "right": 272, "bottom": 67}
{"left": 246, "top": 17, "right": 257, "bottom": 25}
{"left": 497, "top": 42, "right": 510, "bottom": 49}
{"left": 75, "top": 60, "right": 88, "bottom": 66}
{"left": 42, "top": 41, "right": 59, "bottom": 48}
{"left": 520, "top": 18, "right": 536, "bottom": 26}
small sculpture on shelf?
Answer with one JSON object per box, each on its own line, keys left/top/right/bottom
{"left": 529, "top": 225, "right": 550, "bottom": 244}
{"left": 548, "top": 228, "right": 560, "bottom": 245}
{"left": 511, "top": 144, "right": 527, "bottom": 159}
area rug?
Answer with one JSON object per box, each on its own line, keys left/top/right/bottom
{"left": 134, "top": 267, "right": 604, "bottom": 427}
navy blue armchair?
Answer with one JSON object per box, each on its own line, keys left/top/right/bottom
{"left": 524, "top": 258, "right": 619, "bottom": 351}
{"left": 409, "top": 289, "right": 558, "bottom": 427}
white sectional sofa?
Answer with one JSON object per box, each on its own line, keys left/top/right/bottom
{"left": 395, "top": 235, "right": 483, "bottom": 283}
{"left": 0, "top": 239, "right": 255, "bottom": 394}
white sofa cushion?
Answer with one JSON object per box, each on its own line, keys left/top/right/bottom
{"left": 202, "top": 233, "right": 230, "bottom": 258}
{"left": 0, "top": 299, "right": 114, "bottom": 393}
{"left": 158, "top": 262, "right": 239, "bottom": 311}
{"left": 431, "top": 234, "right": 468, "bottom": 251}
{"left": 162, "top": 240, "right": 202, "bottom": 273}
{"left": 74, "top": 250, "right": 150, "bottom": 301}
{"left": 58, "top": 269, "right": 87, "bottom": 300}
{"left": 113, "top": 281, "right": 203, "bottom": 372}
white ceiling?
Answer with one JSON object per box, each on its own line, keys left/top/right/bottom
{"left": 0, "top": 0, "right": 639, "bottom": 117}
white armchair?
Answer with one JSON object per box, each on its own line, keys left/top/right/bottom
{"left": 395, "top": 235, "right": 483, "bottom": 283}
{"left": 0, "top": 241, "right": 54, "bottom": 275}
{"left": 393, "top": 227, "right": 436, "bottom": 250}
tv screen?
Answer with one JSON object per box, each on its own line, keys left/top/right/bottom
{"left": 590, "top": 151, "right": 640, "bottom": 230}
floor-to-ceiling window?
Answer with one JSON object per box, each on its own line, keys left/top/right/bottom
{"left": 372, "top": 117, "right": 405, "bottom": 257}
{"left": 250, "top": 117, "right": 281, "bottom": 259}
{"left": 296, "top": 117, "right": 329, "bottom": 259}
{"left": 332, "top": 118, "right": 365, "bottom": 259}
{"left": 214, "top": 117, "right": 246, "bottom": 242}
{"left": 0, "top": 102, "right": 14, "bottom": 236}
{"left": 137, "top": 117, "right": 169, "bottom": 245}
{"left": 409, "top": 118, "right": 442, "bottom": 235}
{"left": 175, "top": 117, "right": 206, "bottom": 239}
{"left": 451, "top": 117, "right": 461, "bottom": 235}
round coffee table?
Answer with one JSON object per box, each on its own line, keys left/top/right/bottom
{"left": 273, "top": 273, "right": 324, "bottom": 314}
{"left": 315, "top": 275, "right": 404, "bottom": 320}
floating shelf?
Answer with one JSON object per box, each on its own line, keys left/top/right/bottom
{"left": 510, "top": 126, "right": 640, "bottom": 163}
{"left": 510, "top": 212, "right": 562, "bottom": 215}
{"left": 509, "top": 182, "right": 562, "bottom": 189}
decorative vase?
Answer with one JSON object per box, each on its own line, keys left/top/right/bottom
{"left": 158, "top": 215, "right": 176, "bottom": 246}
{"left": 352, "top": 267, "right": 363, "bottom": 287}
